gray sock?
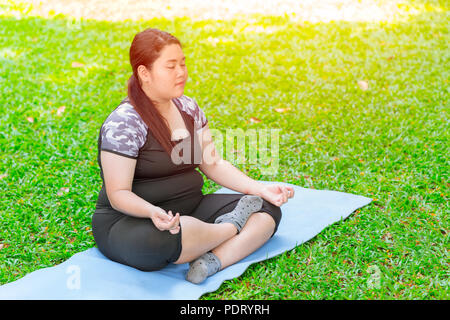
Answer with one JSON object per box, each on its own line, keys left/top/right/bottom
{"left": 186, "top": 251, "right": 222, "bottom": 284}
{"left": 214, "top": 195, "right": 263, "bottom": 233}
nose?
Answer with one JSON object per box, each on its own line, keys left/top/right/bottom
{"left": 176, "top": 64, "right": 186, "bottom": 77}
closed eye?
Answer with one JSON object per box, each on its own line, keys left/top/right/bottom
{"left": 168, "top": 63, "right": 186, "bottom": 69}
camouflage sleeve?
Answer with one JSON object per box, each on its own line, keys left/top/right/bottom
{"left": 194, "top": 98, "right": 208, "bottom": 130}
{"left": 178, "top": 95, "right": 208, "bottom": 130}
{"left": 100, "top": 104, "right": 148, "bottom": 159}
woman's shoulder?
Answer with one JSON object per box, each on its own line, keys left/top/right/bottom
{"left": 175, "top": 94, "right": 198, "bottom": 111}
{"left": 175, "top": 94, "right": 208, "bottom": 130}
{"left": 99, "top": 98, "right": 148, "bottom": 159}
{"left": 103, "top": 98, "right": 148, "bottom": 130}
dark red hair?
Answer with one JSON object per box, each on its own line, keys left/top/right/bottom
{"left": 127, "top": 28, "right": 182, "bottom": 157}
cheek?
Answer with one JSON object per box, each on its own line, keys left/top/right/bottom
{"left": 155, "top": 70, "right": 174, "bottom": 84}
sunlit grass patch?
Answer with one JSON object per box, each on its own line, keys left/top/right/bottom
{"left": 0, "top": 0, "right": 448, "bottom": 300}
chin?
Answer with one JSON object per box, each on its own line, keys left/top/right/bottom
{"left": 174, "top": 90, "right": 184, "bottom": 98}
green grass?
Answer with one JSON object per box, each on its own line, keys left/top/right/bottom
{"left": 0, "top": 0, "right": 448, "bottom": 299}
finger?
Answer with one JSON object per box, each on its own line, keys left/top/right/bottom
{"left": 169, "top": 226, "right": 180, "bottom": 234}
{"left": 160, "top": 220, "right": 175, "bottom": 230}
{"left": 167, "top": 223, "right": 180, "bottom": 233}
{"left": 284, "top": 188, "right": 289, "bottom": 201}
{"left": 277, "top": 185, "right": 283, "bottom": 194}
{"left": 170, "top": 219, "right": 180, "bottom": 230}
{"left": 280, "top": 185, "right": 287, "bottom": 198}
{"left": 280, "top": 186, "right": 285, "bottom": 196}
{"left": 158, "top": 211, "right": 171, "bottom": 222}
{"left": 157, "top": 213, "right": 175, "bottom": 227}
{"left": 167, "top": 213, "right": 180, "bottom": 229}
{"left": 276, "top": 194, "right": 283, "bottom": 206}
{"left": 276, "top": 197, "right": 282, "bottom": 207}
{"left": 279, "top": 192, "right": 287, "bottom": 204}
{"left": 174, "top": 213, "right": 180, "bottom": 225}
{"left": 288, "top": 187, "right": 294, "bottom": 198}
{"left": 155, "top": 223, "right": 166, "bottom": 231}
{"left": 168, "top": 218, "right": 180, "bottom": 232}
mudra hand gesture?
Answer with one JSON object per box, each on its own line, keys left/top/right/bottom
{"left": 257, "top": 184, "right": 295, "bottom": 207}
{"left": 150, "top": 207, "right": 180, "bottom": 234}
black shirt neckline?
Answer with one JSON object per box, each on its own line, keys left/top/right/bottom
{"left": 171, "top": 97, "right": 192, "bottom": 142}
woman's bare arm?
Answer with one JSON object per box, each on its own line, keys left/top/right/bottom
{"left": 197, "top": 124, "right": 265, "bottom": 196}
{"left": 101, "top": 150, "right": 158, "bottom": 218}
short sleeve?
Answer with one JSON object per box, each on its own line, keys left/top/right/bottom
{"left": 177, "top": 95, "right": 208, "bottom": 130}
{"left": 100, "top": 103, "right": 148, "bottom": 159}
{"left": 194, "top": 98, "right": 208, "bottom": 130}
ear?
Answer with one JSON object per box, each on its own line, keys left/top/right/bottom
{"left": 137, "top": 65, "right": 150, "bottom": 84}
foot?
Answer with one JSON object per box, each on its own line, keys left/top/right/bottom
{"left": 186, "top": 252, "right": 222, "bottom": 284}
{"left": 214, "top": 195, "right": 263, "bottom": 234}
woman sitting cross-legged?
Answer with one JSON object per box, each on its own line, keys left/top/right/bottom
{"left": 92, "top": 27, "right": 294, "bottom": 284}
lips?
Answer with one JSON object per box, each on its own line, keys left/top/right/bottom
{"left": 176, "top": 81, "right": 185, "bottom": 86}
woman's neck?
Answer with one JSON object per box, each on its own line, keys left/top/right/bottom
{"left": 141, "top": 83, "right": 173, "bottom": 115}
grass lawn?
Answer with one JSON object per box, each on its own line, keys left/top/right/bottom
{"left": 0, "top": 0, "right": 448, "bottom": 299}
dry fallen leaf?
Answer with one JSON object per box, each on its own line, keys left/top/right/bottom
{"left": 306, "top": 253, "right": 312, "bottom": 265}
{"left": 357, "top": 80, "right": 369, "bottom": 91}
{"left": 57, "top": 105, "right": 66, "bottom": 116}
{"left": 26, "top": 117, "right": 34, "bottom": 123}
{"left": 71, "top": 61, "right": 85, "bottom": 68}
{"left": 249, "top": 117, "right": 261, "bottom": 123}
{"left": 382, "top": 232, "right": 394, "bottom": 242}
{"left": 57, "top": 187, "right": 70, "bottom": 196}
{"left": 275, "top": 107, "right": 291, "bottom": 113}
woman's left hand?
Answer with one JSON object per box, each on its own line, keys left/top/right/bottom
{"left": 256, "top": 184, "right": 295, "bottom": 207}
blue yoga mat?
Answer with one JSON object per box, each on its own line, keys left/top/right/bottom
{"left": 0, "top": 181, "right": 372, "bottom": 300}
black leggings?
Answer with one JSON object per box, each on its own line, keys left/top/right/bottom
{"left": 92, "top": 193, "right": 282, "bottom": 272}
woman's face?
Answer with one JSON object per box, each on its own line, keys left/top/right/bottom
{"left": 138, "top": 43, "right": 188, "bottom": 102}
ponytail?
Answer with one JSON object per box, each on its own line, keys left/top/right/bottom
{"left": 127, "top": 72, "right": 175, "bottom": 157}
{"left": 126, "top": 27, "right": 183, "bottom": 158}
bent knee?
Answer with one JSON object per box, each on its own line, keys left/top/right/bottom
{"left": 253, "top": 207, "right": 282, "bottom": 238}
{"left": 252, "top": 211, "right": 277, "bottom": 230}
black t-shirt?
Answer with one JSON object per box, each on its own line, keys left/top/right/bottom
{"left": 95, "top": 95, "right": 208, "bottom": 210}
{"left": 100, "top": 94, "right": 208, "bottom": 159}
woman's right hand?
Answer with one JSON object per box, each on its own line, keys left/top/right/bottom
{"left": 150, "top": 207, "right": 180, "bottom": 234}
